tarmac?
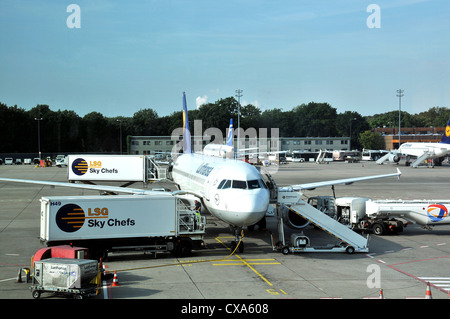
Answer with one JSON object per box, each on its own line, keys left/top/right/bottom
{"left": 1, "top": 160, "right": 450, "bottom": 301}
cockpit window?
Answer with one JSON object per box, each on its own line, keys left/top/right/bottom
{"left": 217, "top": 179, "right": 232, "bottom": 189}
{"left": 247, "top": 179, "right": 260, "bottom": 189}
{"left": 232, "top": 180, "right": 247, "bottom": 189}
{"left": 217, "top": 179, "right": 227, "bottom": 189}
{"left": 218, "top": 179, "right": 265, "bottom": 190}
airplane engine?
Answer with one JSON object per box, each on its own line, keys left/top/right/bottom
{"left": 389, "top": 154, "right": 400, "bottom": 163}
{"left": 281, "top": 206, "right": 310, "bottom": 229}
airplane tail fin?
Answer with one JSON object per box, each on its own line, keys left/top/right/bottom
{"left": 440, "top": 118, "right": 450, "bottom": 144}
{"left": 226, "top": 118, "right": 233, "bottom": 146}
{"left": 182, "top": 92, "right": 192, "bottom": 153}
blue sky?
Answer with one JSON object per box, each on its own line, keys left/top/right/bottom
{"left": 0, "top": 0, "right": 449, "bottom": 118}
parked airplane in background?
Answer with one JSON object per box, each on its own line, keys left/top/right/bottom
{"left": 0, "top": 92, "right": 401, "bottom": 252}
{"left": 377, "top": 119, "right": 450, "bottom": 168}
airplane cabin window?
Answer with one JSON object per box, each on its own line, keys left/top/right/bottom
{"left": 247, "top": 179, "right": 261, "bottom": 189}
{"left": 232, "top": 180, "right": 247, "bottom": 189}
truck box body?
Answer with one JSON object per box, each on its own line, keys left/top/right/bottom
{"left": 68, "top": 155, "right": 146, "bottom": 182}
{"left": 40, "top": 195, "right": 178, "bottom": 243}
{"left": 33, "top": 258, "right": 98, "bottom": 290}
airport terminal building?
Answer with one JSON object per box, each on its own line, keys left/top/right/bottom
{"left": 375, "top": 125, "right": 446, "bottom": 150}
{"left": 129, "top": 136, "right": 351, "bottom": 155}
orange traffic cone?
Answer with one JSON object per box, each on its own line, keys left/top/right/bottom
{"left": 379, "top": 289, "right": 384, "bottom": 299}
{"left": 425, "top": 282, "right": 432, "bottom": 299}
{"left": 112, "top": 270, "right": 119, "bottom": 287}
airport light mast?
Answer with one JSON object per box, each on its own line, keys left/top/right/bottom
{"left": 396, "top": 89, "right": 404, "bottom": 148}
{"left": 34, "top": 117, "right": 43, "bottom": 160}
{"left": 235, "top": 89, "right": 243, "bottom": 150}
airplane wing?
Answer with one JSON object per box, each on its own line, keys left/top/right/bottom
{"left": 279, "top": 168, "right": 401, "bottom": 191}
{"left": 0, "top": 177, "right": 172, "bottom": 196}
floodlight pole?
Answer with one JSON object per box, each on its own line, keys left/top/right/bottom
{"left": 34, "top": 117, "right": 43, "bottom": 160}
{"left": 235, "top": 89, "right": 243, "bottom": 150}
{"left": 396, "top": 89, "right": 404, "bottom": 148}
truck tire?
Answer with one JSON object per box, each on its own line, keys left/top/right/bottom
{"left": 345, "top": 246, "right": 355, "bottom": 254}
{"left": 373, "top": 223, "right": 385, "bottom": 235}
{"left": 282, "top": 246, "right": 290, "bottom": 255}
{"left": 175, "top": 241, "right": 192, "bottom": 257}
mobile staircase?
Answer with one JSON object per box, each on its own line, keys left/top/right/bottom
{"left": 273, "top": 190, "right": 369, "bottom": 254}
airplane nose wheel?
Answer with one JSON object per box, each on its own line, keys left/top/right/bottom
{"left": 231, "top": 228, "right": 245, "bottom": 253}
{"left": 231, "top": 240, "right": 244, "bottom": 253}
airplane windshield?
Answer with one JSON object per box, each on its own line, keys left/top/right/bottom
{"left": 247, "top": 180, "right": 261, "bottom": 189}
{"left": 217, "top": 179, "right": 264, "bottom": 190}
{"left": 232, "top": 180, "right": 247, "bottom": 189}
{"left": 222, "top": 180, "right": 231, "bottom": 189}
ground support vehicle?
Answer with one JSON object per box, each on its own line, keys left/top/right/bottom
{"left": 273, "top": 191, "right": 369, "bottom": 254}
{"left": 40, "top": 194, "right": 206, "bottom": 260}
{"left": 30, "top": 258, "right": 100, "bottom": 299}
{"left": 308, "top": 196, "right": 405, "bottom": 235}
{"left": 67, "top": 154, "right": 168, "bottom": 185}
{"left": 307, "top": 196, "right": 450, "bottom": 235}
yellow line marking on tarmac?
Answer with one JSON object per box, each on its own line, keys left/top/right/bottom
{"left": 214, "top": 237, "right": 276, "bottom": 287}
{"left": 213, "top": 259, "right": 280, "bottom": 266}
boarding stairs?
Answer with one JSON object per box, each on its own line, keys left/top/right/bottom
{"left": 316, "top": 149, "right": 327, "bottom": 164}
{"left": 275, "top": 191, "right": 369, "bottom": 254}
{"left": 376, "top": 152, "right": 391, "bottom": 165}
{"left": 411, "top": 151, "right": 433, "bottom": 168}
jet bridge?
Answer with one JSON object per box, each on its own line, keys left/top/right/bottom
{"left": 273, "top": 190, "right": 369, "bottom": 254}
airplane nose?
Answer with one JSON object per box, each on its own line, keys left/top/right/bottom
{"left": 230, "top": 190, "right": 270, "bottom": 226}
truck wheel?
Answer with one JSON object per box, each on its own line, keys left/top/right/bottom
{"left": 345, "top": 246, "right": 355, "bottom": 254}
{"left": 373, "top": 223, "right": 385, "bottom": 235}
{"left": 32, "top": 290, "right": 41, "bottom": 299}
{"left": 175, "top": 241, "right": 192, "bottom": 257}
{"left": 282, "top": 246, "right": 290, "bottom": 255}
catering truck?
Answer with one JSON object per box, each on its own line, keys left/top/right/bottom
{"left": 40, "top": 194, "right": 206, "bottom": 259}
{"left": 67, "top": 154, "right": 168, "bottom": 183}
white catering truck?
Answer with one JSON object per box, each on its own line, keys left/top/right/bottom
{"left": 40, "top": 194, "right": 206, "bottom": 259}
{"left": 67, "top": 154, "right": 168, "bottom": 183}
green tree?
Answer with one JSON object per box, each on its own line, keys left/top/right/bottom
{"left": 359, "top": 130, "right": 385, "bottom": 150}
{"left": 240, "top": 104, "right": 261, "bottom": 130}
{"left": 291, "top": 102, "right": 338, "bottom": 137}
{"left": 132, "top": 108, "right": 159, "bottom": 136}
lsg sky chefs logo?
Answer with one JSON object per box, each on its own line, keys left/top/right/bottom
{"left": 55, "top": 203, "right": 135, "bottom": 232}
{"left": 71, "top": 158, "right": 118, "bottom": 176}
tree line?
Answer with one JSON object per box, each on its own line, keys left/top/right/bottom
{"left": 1, "top": 99, "right": 449, "bottom": 154}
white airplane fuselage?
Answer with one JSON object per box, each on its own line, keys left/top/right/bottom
{"left": 171, "top": 153, "right": 270, "bottom": 227}
{"left": 399, "top": 142, "right": 450, "bottom": 159}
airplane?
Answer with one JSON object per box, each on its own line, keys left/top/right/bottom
{"left": 0, "top": 92, "right": 401, "bottom": 252}
{"left": 377, "top": 119, "right": 450, "bottom": 167}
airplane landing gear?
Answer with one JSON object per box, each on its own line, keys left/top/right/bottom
{"left": 230, "top": 227, "right": 245, "bottom": 253}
